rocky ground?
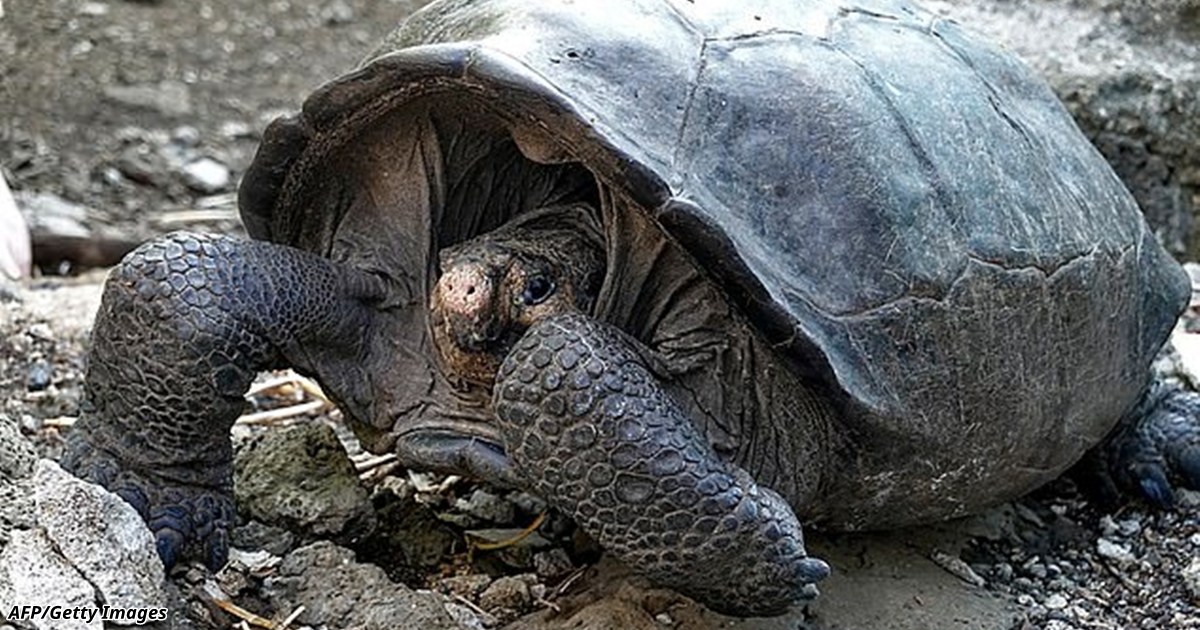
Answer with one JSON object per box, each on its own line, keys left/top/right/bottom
{"left": 1, "top": 272, "right": 1198, "bottom": 630}
{"left": 2, "top": 1, "right": 1200, "bottom": 629}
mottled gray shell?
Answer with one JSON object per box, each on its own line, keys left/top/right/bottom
{"left": 239, "top": 0, "right": 1188, "bottom": 508}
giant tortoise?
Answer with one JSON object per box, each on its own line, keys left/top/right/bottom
{"left": 63, "top": 0, "right": 1200, "bottom": 616}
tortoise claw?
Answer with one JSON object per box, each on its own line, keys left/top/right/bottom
{"left": 63, "top": 435, "right": 235, "bottom": 571}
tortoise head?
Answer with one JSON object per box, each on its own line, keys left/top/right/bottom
{"left": 430, "top": 204, "right": 605, "bottom": 388}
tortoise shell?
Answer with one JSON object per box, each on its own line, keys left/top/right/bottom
{"left": 238, "top": 0, "right": 1187, "bottom": 527}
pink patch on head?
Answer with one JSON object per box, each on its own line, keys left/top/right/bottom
{"left": 436, "top": 263, "right": 493, "bottom": 319}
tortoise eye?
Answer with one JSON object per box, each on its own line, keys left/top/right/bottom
{"left": 520, "top": 276, "right": 556, "bottom": 306}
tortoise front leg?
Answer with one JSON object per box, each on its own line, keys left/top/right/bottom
{"left": 493, "top": 312, "right": 829, "bottom": 617}
{"left": 62, "top": 232, "right": 385, "bottom": 569}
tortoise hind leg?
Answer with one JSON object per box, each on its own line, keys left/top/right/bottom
{"left": 62, "top": 232, "right": 384, "bottom": 569}
{"left": 493, "top": 312, "right": 829, "bottom": 617}
{"left": 1095, "top": 378, "right": 1200, "bottom": 506}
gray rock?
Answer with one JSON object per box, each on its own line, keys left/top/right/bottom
{"left": 1095, "top": 538, "right": 1136, "bottom": 565}
{"left": 439, "top": 574, "right": 494, "bottom": 599}
{"left": 0, "top": 478, "right": 34, "bottom": 547}
{"left": 0, "top": 415, "right": 38, "bottom": 547}
{"left": 533, "top": 548, "right": 576, "bottom": 581}
{"left": 13, "top": 191, "right": 92, "bottom": 239}
{"left": 26, "top": 359, "right": 51, "bottom": 391}
{"left": 1044, "top": 593, "right": 1068, "bottom": 610}
{"left": 1115, "top": 517, "right": 1142, "bottom": 538}
{"left": 170, "top": 125, "right": 201, "bottom": 148}
{"left": 264, "top": 541, "right": 466, "bottom": 630}
{"left": 444, "top": 602, "right": 494, "bottom": 630}
{"left": 0, "top": 414, "right": 37, "bottom": 480}
{"left": 0, "top": 529, "right": 99, "bottom": 630}
{"left": 233, "top": 422, "right": 376, "bottom": 544}
{"left": 455, "top": 488, "right": 516, "bottom": 525}
{"left": 33, "top": 460, "right": 167, "bottom": 614}
{"left": 230, "top": 520, "right": 295, "bottom": 557}
{"left": 478, "top": 574, "right": 536, "bottom": 613}
{"left": 102, "top": 81, "right": 193, "bottom": 117}
{"left": 321, "top": 0, "right": 355, "bottom": 25}
{"left": 180, "top": 157, "right": 231, "bottom": 193}
{"left": 1183, "top": 558, "right": 1200, "bottom": 602}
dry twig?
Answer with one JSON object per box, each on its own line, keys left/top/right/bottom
{"left": 235, "top": 400, "right": 327, "bottom": 426}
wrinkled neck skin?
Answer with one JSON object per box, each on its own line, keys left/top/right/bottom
{"left": 337, "top": 190, "right": 831, "bottom": 512}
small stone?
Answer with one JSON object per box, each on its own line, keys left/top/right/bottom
{"left": 171, "top": 125, "right": 201, "bottom": 147}
{"left": 230, "top": 521, "right": 295, "bottom": 557}
{"left": 1017, "top": 594, "right": 1034, "bottom": 606}
{"left": 930, "top": 550, "right": 986, "bottom": 587}
{"left": 533, "top": 548, "right": 575, "bottom": 581}
{"left": 443, "top": 602, "right": 494, "bottom": 630}
{"left": 508, "top": 491, "right": 548, "bottom": 517}
{"left": 226, "top": 548, "right": 282, "bottom": 575}
{"left": 655, "top": 612, "right": 675, "bottom": 625}
{"left": 478, "top": 574, "right": 535, "bottom": 612}
{"left": 26, "top": 360, "right": 51, "bottom": 391}
{"left": 78, "top": 2, "right": 109, "bottom": 17}
{"left": 103, "top": 81, "right": 193, "bottom": 117}
{"left": 455, "top": 488, "right": 516, "bottom": 525}
{"left": 321, "top": 0, "right": 354, "bottom": 24}
{"left": 13, "top": 192, "right": 92, "bottom": 239}
{"left": 218, "top": 120, "right": 254, "bottom": 139}
{"left": 27, "top": 324, "right": 53, "bottom": 341}
{"left": 181, "top": 157, "right": 232, "bottom": 193}
{"left": 1116, "top": 517, "right": 1142, "bottom": 538}
{"left": 992, "top": 562, "right": 1014, "bottom": 582}
{"left": 1183, "top": 558, "right": 1200, "bottom": 602}
{"left": 439, "top": 574, "right": 493, "bottom": 599}
{"left": 1096, "top": 538, "right": 1136, "bottom": 565}
{"left": 1048, "top": 577, "right": 1074, "bottom": 592}
{"left": 1044, "top": 593, "right": 1068, "bottom": 610}
{"left": 217, "top": 567, "right": 249, "bottom": 596}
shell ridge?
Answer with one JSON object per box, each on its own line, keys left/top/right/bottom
{"left": 830, "top": 243, "right": 1128, "bottom": 322}
{"left": 670, "top": 38, "right": 710, "bottom": 172}
{"left": 822, "top": 40, "right": 963, "bottom": 305}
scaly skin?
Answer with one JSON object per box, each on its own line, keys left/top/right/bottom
{"left": 1101, "top": 379, "right": 1200, "bottom": 505}
{"left": 62, "top": 232, "right": 384, "bottom": 569}
{"left": 493, "top": 312, "right": 829, "bottom": 617}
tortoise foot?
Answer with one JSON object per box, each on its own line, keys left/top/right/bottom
{"left": 62, "top": 232, "right": 384, "bottom": 569}
{"left": 62, "top": 435, "right": 236, "bottom": 570}
{"left": 494, "top": 313, "right": 829, "bottom": 617}
{"left": 1101, "top": 379, "right": 1200, "bottom": 506}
